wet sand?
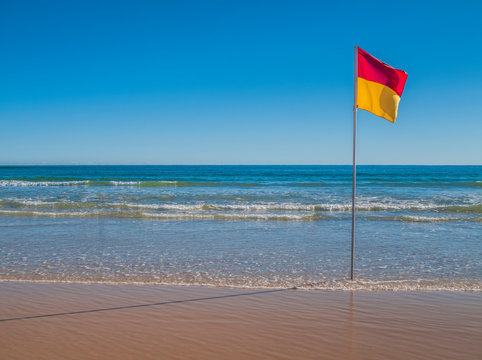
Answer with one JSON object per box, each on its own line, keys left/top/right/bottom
{"left": 0, "top": 282, "right": 480, "bottom": 360}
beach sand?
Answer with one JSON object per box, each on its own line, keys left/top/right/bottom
{"left": 0, "top": 282, "right": 480, "bottom": 360}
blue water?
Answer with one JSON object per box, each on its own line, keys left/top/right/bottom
{"left": 0, "top": 165, "right": 480, "bottom": 290}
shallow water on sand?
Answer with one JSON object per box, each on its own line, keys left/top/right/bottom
{"left": 0, "top": 282, "right": 481, "bottom": 360}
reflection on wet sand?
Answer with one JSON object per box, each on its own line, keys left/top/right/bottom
{"left": 0, "top": 282, "right": 481, "bottom": 360}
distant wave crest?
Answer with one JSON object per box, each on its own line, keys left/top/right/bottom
{"left": 2, "top": 178, "right": 481, "bottom": 188}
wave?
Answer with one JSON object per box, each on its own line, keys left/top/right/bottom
{"left": 2, "top": 177, "right": 481, "bottom": 188}
{"left": 364, "top": 215, "right": 482, "bottom": 222}
{"left": 0, "top": 180, "right": 184, "bottom": 187}
{"left": 0, "top": 180, "right": 89, "bottom": 187}
{"left": 453, "top": 181, "right": 482, "bottom": 188}
{"left": 114, "top": 181, "right": 181, "bottom": 187}
{"left": 0, "top": 209, "right": 329, "bottom": 221}
{"left": 1, "top": 198, "right": 481, "bottom": 215}
{"left": 0, "top": 199, "right": 435, "bottom": 212}
{"left": 361, "top": 215, "right": 460, "bottom": 222}
{"left": 0, "top": 209, "right": 477, "bottom": 222}
{"left": 441, "top": 204, "right": 482, "bottom": 214}
{"left": 290, "top": 181, "right": 482, "bottom": 188}
{"left": 0, "top": 199, "right": 102, "bottom": 209}
{"left": 362, "top": 181, "right": 482, "bottom": 188}
{"left": 108, "top": 181, "right": 263, "bottom": 188}
{"left": 0, "top": 278, "right": 479, "bottom": 292}
{"left": 0, "top": 179, "right": 262, "bottom": 188}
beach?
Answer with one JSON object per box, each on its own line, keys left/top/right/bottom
{"left": 1, "top": 281, "right": 481, "bottom": 360}
{"left": 0, "top": 166, "right": 480, "bottom": 358}
{"left": 3, "top": 0, "right": 482, "bottom": 357}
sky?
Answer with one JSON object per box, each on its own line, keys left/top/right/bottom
{"left": 1, "top": 0, "right": 481, "bottom": 165}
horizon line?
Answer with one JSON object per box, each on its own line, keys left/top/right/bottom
{"left": 1, "top": 164, "right": 481, "bottom": 167}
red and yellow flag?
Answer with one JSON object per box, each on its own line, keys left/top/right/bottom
{"left": 357, "top": 47, "right": 407, "bottom": 123}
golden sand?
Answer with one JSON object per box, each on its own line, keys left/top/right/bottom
{"left": 0, "top": 282, "right": 480, "bottom": 359}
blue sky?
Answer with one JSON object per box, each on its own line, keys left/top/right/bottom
{"left": 1, "top": 0, "right": 481, "bottom": 165}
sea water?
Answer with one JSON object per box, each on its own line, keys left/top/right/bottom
{"left": 0, "top": 165, "right": 480, "bottom": 290}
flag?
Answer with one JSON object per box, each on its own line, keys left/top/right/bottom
{"left": 357, "top": 47, "right": 407, "bottom": 123}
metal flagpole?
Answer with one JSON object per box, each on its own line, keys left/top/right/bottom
{"left": 351, "top": 46, "right": 358, "bottom": 280}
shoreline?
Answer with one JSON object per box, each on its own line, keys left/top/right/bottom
{"left": 1, "top": 278, "right": 480, "bottom": 292}
{"left": 1, "top": 281, "right": 480, "bottom": 359}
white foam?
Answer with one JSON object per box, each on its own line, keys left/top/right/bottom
{"left": 109, "top": 181, "right": 140, "bottom": 186}
{"left": 0, "top": 278, "right": 479, "bottom": 292}
{"left": 103, "top": 201, "right": 456, "bottom": 213}
{"left": 140, "top": 212, "right": 326, "bottom": 221}
{"left": 0, "top": 180, "right": 88, "bottom": 187}
{"left": 0, "top": 209, "right": 327, "bottom": 221}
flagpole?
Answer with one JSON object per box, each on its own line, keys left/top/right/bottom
{"left": 351, "top": 46, "right": 358, "bottom": 280}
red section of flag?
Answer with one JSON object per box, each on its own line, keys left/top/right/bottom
{"left": 357, "top": 47, "right": 407, "bottom": 96}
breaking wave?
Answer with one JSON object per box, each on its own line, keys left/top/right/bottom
{"left": 0, "top": 209, "right": 329, "bottom": 221}
{"left": 2, "top": 178, "right": 481, "bottom": 188}
{"left": 0, "top": 179, "right": 262, "bottom": 188}
{"left": 360, "top": 215, "right": 459, "bottom": 222}
{"left": 0, "top": 198, "right": 480, "bottom": 213}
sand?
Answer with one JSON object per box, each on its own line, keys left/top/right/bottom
{"left": 0, "top": 281, "right": 480, "bottom": 359}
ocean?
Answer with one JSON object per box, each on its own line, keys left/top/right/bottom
{"left": 0, "top": 165, "right": 480, "bottom": 290}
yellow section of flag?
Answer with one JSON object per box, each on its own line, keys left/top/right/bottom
{"left": 357, "top": 78, "right": 400, "bottom": 123}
